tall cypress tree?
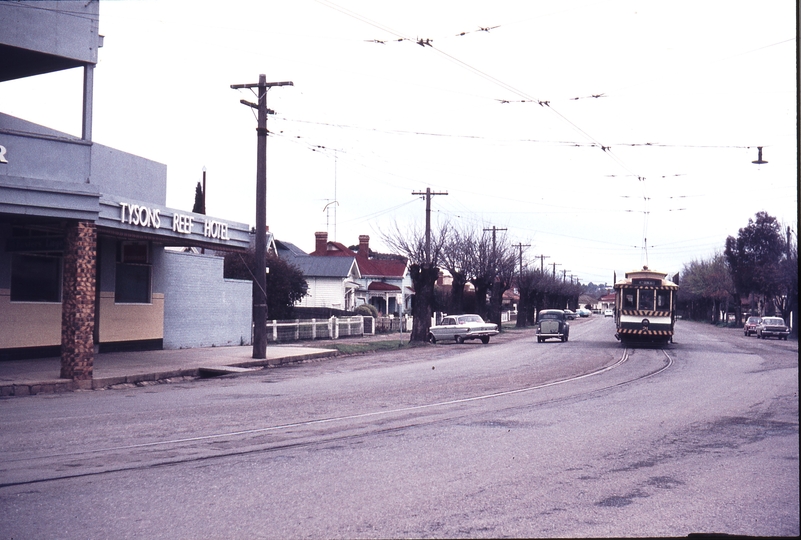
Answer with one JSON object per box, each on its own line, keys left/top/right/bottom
{"left": 192, "top": 181, "right": 205, "bottom": 214}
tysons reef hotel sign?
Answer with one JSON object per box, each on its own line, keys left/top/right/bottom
{"left": 119, "top": 202, "right": 230, "bottom": 241}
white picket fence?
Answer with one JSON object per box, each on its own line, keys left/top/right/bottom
{"left": 260, "top": 316, "right": 371, "bottom": 343}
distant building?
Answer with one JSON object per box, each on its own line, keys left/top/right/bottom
{"left": 598, "top": 293, "right": 616, "bottom": 312}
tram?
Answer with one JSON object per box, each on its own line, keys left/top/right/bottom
{"left": 613, "top": 266, "right": 678, "bottom": 343}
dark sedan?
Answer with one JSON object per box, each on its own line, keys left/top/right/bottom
{"left": 536, "top": 309, "right": 570, "bottom": 343}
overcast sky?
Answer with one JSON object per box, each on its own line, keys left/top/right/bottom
{"left": 2, "top": 0, "right": 797, "bottom": 285}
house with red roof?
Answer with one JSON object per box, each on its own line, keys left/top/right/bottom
{"left": 311, "top": 232, "right": 411, "bottom": 315}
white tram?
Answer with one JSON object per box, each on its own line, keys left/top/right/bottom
{"left": 613, "top": 267, "right": 678, "bottom": 343}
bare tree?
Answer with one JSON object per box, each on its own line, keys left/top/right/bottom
{"left": 488, "top": 241, "right": 516, "bottom": 329}
{"left": 381, "top": 221, "right": 449, "bottom": 342}
{"left": 440, "top": 225, "right": 476, "bottom": 315}
{"left": 465, "top": 227, "right": 515, "bottom": 327}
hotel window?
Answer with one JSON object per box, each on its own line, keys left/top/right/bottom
{"left": 115, "top": 242, "right": 151, "bottom": 303}
{"left": 10, "top": 253, "right": 62, "bottom": 302}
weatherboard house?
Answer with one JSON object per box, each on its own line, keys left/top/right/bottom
{"left": 272, "top": 231, "right": 411, "bottom": 314}
{"left": 0, "top": 2, "right": 252, "bottom": 377}
{"left": 309, "top": 232, "right": 412, "bottom": 316}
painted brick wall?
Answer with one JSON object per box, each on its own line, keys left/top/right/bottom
{"left": 162, "top": 250, "right": 251, "bottom": 349}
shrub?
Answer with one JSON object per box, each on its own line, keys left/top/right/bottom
{"left": 354, "top": 304, "right": 380, "bottom": 318}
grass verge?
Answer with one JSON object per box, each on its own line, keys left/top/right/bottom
{"left": 319, "top": 339, "right": 427, "bottom": 355}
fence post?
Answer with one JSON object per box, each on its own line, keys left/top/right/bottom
{"left": 330, "top": 316, "right": 338, "bottom": 339}
{"left": 272, "top": 320, "right": 277, "bottom": 342}
{"left": 311, "top": 318, "right": 316, "bottom": 340}
{"left": 295, "top": 319, "right": 300, "bottom": 340}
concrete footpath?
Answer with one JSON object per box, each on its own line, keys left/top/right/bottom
{"left": 0, "top": 343, "right": 342, "bottom": 397}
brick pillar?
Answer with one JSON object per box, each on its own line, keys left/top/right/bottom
{"left": 60, "top": 221, "right": 97, "bottom": 380}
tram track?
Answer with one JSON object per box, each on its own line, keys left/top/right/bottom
{"left": 1, "top": 345, "right": 674, "bottom": 489}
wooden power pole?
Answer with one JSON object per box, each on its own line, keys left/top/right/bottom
{"left": 231, "top": 75, "right": 293, "bottom": 359}
{"left": 412, "top": 188, "right": 448, "bottom": 264}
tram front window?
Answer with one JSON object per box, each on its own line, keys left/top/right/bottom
{"left": 638, "top": 290, "right": 655, "bottom": 310}
{"left": 656, "top": 290, "right": 670, "bottom": 310}
{"left": 622, "top": 289, "right": 636, "bottom": 309}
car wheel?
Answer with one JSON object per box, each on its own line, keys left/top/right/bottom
{"left": 428, "top": 333, "right": 436, "bottom": 344}
{"left": 480, "top": 336, "right": 490, "bottom": 344}
{"left": 537, "top": 337, "right": 542, "bottom": 343}
{"left": 455, "top": 335, "right": 464, "bottom": 344}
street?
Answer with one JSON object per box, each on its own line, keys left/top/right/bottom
{"left": 1, "top": 316, "right": 798, "bottom": 538}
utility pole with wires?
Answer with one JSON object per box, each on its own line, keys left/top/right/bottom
{"left": 412, "top": 188, "right": 448, "bottom": 264}
{"left": 483, "top": 226, "right": 508, "bottom": 273}
{"left": 513, "top": 242, "right": 530, "bottom": 277}
{"left": 552, "top": 261, "right": 561, "bottom": 279}
{"left": 538, "top": 254, "right": 550, "bottom": 274}
{"left": 231, "top": 75, "right": 293, "bottom": 360}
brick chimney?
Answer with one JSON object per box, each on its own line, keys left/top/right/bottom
{"left": 358, "top": 235, "right": 370, "bottom": 258}
{"left": 314, "top": 231, "right": 328, "bottom": 255}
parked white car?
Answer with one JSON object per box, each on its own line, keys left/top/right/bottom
{"left": 429, "top": 314, "right": 498, "bottom": 344}
{"left": 604, "top": 309, "right": 614, "bottom": 317}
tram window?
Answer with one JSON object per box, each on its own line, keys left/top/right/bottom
{"left": 656, "top": 290, "right": 670, "bottom": 309}
{"left": 638, "top": 290, "right": 655, "bottom": 310}
{"left": 622, "top": 289, "right": 636, "bottom": 309}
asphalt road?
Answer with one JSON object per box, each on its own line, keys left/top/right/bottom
{"left": 1, "top": 316, "right": 798, "bottom": 538}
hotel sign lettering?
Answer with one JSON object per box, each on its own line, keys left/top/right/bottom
{"left": 119, "top": 202, "right": 229, "bottom": 241}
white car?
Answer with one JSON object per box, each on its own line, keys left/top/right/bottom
{"left": 604, "top": 309, "right": 614, "bottom": 317}
{"left": 429, "top": 314, "right": 498, "bottom": 344}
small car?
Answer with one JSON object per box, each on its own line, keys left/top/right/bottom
{"left": 536, "top": 309, "right": 570, "bottom": 342}
{"left": 604, "top": 309, "right": 614, "bottom": 317}
{"left": 428, "top": 314, "right": 498, "bottom": 344}
{"left": 755, "top": 316, "right": 790, "bottom": 340}
{"left": 564, "top": 309, "right": 576, "bottom": 320}
{"left": 577, "top": 308, "right": 591, "bottom": 317}
{"left": 743, "top": 316, "right": 762, "bottom": 336}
